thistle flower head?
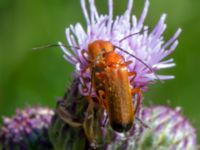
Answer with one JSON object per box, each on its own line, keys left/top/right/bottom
{"left": 0, "top": 106, "right": 54, "bottom": 150}
{"left": 103, "top": 106, "right": 197, "bottom": 150}
{"left": 138, "top": 106, "right": 197, "bottom": 150}
{"left": 60, "top": 0, "right": 181, "bottom": 96}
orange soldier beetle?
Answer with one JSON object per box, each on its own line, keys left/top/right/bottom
{"left": 81, "top": 40, "right": 148, "bottom": 132}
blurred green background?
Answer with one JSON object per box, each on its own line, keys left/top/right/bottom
{"left": 0, "top": 0, "right": 199, "bottom": 143}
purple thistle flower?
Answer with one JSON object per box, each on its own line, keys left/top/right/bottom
{"left": 0, "top": 106, "right": 54, "bottom": 150}
{"left": 101, "top": 106, "right": 197, "bottom": 150}
{"left": 60, "top": 0, "right": 181, "bottom": 95}
{"left": 135, "top": 106, "right": 197, "bottom": 150}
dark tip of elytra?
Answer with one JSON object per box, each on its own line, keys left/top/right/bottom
{"left": 111, "top": 122, "right": 133, "bottom": 133}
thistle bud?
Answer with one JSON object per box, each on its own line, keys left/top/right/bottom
{"left": 136, "top": 106, "right": 197, "bottom": 150}
{"left": 0, "top": 106, "right": 54, "bottom": 150}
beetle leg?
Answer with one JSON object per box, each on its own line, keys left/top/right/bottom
{"left": 98, "top": 90, "right": 108, "bottom": 109}
{"left": 57, "top": 98, "right": 98, "bottom": 146}
{"left": 128, "top": 71, "right": 137, "bottom": 83}
{"left": 131, "top": 87, "right": 142, "bottom": 115}
{"left": 121, "top": 61, "right": 137, "bottom": 82}
{"left": 81, "top": 50, "right": 100, "bottom": 100}
{"left": 131, "top": 88, "right": 149, "bottom": 128}
{"left": 135, "top": 117, "right": 149, "bottom": 128}
{"left": 81, "top": 50, "right": 92, "bottom": 63}
{"left": 56, "top": 101, "right": 82, "bottom": 128}
{"left": 79, "top": 66, "right": 91, "bottom": 94}
{"left": 81, "top": 66, "right": 89, "bottom": 75}
{"left": 121, "top": 60, "right": 132, "bottom": 67}
{"left": 83, "top": 98, "right": 98, "bottom": 145}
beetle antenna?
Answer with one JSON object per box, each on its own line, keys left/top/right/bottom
{"left": 119, "top": 29, "right": 148, "bottom": 43}
{"left": 32, "top": 43, "right": 80, "bottom": 51}
{"left": 114, "top": 45, "right": 163, "bottom": 83}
